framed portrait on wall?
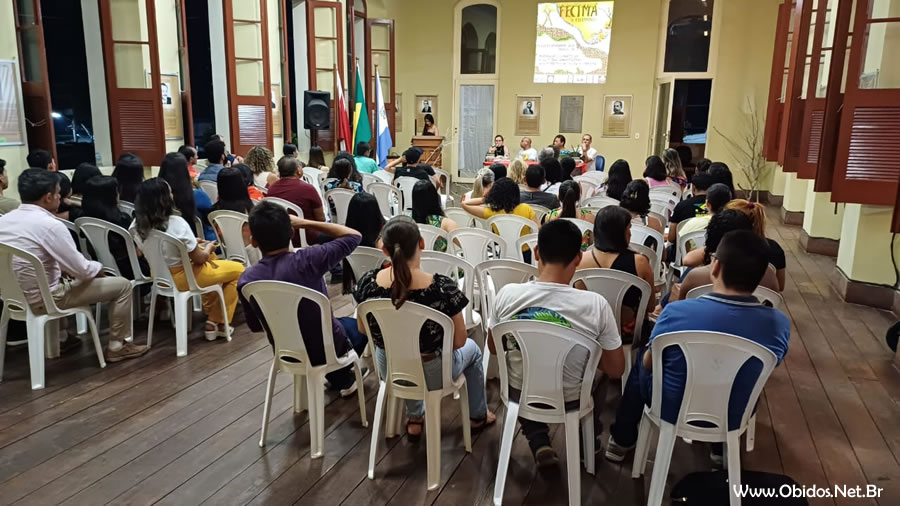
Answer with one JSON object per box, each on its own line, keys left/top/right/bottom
{"left": 516, "top": 95, "right": 541, "bottom": 136}
{"left": 602, "top": 95, "right": 632, "bottom": 138}
{"left": 271, "top": 83, "right": 283, "bottom": 137}
{"left": 0, "top": 61, "right": 25, "bottom": 146}
{"left": 415, "top": 95, "right": 437, "bottom": 135}
{"left": 160, "top": 73, "right": 183, "bottom": 140}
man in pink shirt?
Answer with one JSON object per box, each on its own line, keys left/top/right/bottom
{"left": 0, "top": 169, "right": 147, "bottom": 362}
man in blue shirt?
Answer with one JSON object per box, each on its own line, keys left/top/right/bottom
{"left": 197, "top": 139, "right": 227, "bottom": 182}
{"left": 605, "top": 229, "right": 790, "bottom": 462}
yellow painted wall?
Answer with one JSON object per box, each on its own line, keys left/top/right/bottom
{"left": 836, "top": 205, "right": 900, "bottom": 286}
{"left": 781, "top": 171, "right": 808, "bottom": 213}
{"left": 0, "top": 0, "right": 29, "bottom": 200}
{"left": 770, "top": 164, "right": 786, "bottom": 196}
{"left": 801, "top": 180, "right": 843, "bottom": 240}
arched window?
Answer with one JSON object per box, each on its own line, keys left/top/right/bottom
{"left": 459, "top": 4, "right": 497, "bottom": 75}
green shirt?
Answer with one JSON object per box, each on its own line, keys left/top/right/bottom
{"left": 354, "top": 156, "right": 379, "bottom": 174}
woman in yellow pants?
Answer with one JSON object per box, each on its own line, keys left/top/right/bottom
{"left": 131, "top": 176, "right": 245, "bottom": 339}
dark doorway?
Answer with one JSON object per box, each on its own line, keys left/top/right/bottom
{"left": 40, "top": 0, "right": 94, "bottom": 170}
{"left": 186, "top": 0, "right": 215, "bottom": 154}
{"left": 669, "top": 79, "right": 712, "bottom": 160}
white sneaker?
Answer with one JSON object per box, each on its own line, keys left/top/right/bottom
{"left": 605, "top": 435, "right": 635, "bottom": 463}
{"left": 339, "top": 367, "right": 370, "bottom": 397}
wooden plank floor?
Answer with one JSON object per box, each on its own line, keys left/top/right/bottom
{"left": 0, "top": 206, "right": 898, "bottom": 505}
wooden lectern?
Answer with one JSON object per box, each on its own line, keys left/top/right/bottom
{"left": 412, "top": 136, "right": 443, "bottom": 168}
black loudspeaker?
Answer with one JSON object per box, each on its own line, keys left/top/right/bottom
{"left": 304, "top": 91, "right": 331, "bottom": 129}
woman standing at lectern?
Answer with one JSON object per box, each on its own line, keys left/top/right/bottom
{"left": 421, "top": 113, "right": 438, "bottom": 136}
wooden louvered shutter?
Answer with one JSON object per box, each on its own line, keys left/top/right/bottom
{"left": 763, "top": 2, "right": 792, "bottom": 161}
{"left": 307, "top": 0, "right": 344, "bottom": 152}
{"left": 778, "top": 0, "right": 814, "bottom": 172}
{"left": 13, "top": 0, "right": 56, "bottom": 162}
{"left": 98, "top": 0, "right": 165, "bottom": 164}
{"left": 367, "top": 18, "right": 395, "bottom": 146}
{"left": 830, "top": 0, "right": 900, "bottom": 206}
{"left": 797, "top": 0, "right": 833, "bottom": 179}
{"left": 223, "top": 0, "right": 272, "bottom": 156}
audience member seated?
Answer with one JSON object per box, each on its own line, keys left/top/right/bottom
{"left": 27, "top": 149, "right": 57, "bottom": 172}
{"left": 212, "top": 133, "right": 243, "bottom": 166}
{"left": 354, "top": 216, "right": 495, "bottom": 439}
{"left": 539, "top": 149, "right": 564, "bottom": 195}
{"left": 598, "top": 159, "right": 632, "bottom": 200}
{"left": 82, "top": 175, "right": 148, "bottom": 280}
{"left": 238, "top": 202, "right": 368, "bottom": 396}
{"left": 545, "top": 180, "right": 594, "bottom": 250}
{"left": 343, "top": 192, "right": 386, "bottom": 294}
{"left": 576, "top": 206, "right": 656, "bottom": 340}
{"left": 675, "top": 145, "right": 695, "bottom": 180}
{"left": 323, "top": 157, "right": 364, "bottom": 218}
{"left": 462, "top": 177, "right": 537, "bottom": 225}
{"left": 643, "top": 155, "right": 680, "bottom": 192}
{"left": 677, "top": 183, "right": 732, "bottom": 238}
{"left": 386, "top": 147, "right": 438, "bottom": 187}
{"left": 507, "top": 158, "right": 527, "bottom": 187}
{"left": 214, "top": 167, "right": 254, "bottom": 215}
{"left": 492, "top": 219, "right": 624, "bottom": 466}
{"left": 620, "top": 180, "right": 664, "bottom": 235}
{"left": 662, "top": 148, "right": 688, "bottom": 187}
{"left": 332, "top": 151, "right": 365, "bottom": 185}
{"left": 708, "top": 162, "right": 735, "bottom": 194}
{"left": 722, "top": 199, "right": 785, "bottom": 291}
{"left": 266, "top": 156, "right": 326, "bottom": 245}
{"left": 0, "top": 159, "right": 20, "bottom": 214}
{"left": 667, "top": 173, "right": 714, "bottom": 244}
{"left": 55, "top": 173, "right": 83, "bottom": 222}
{"left": 561, "top": 156, "right": 579, "bottom": 182}
{"left": 576, "top": 134, "right": 599, "bottom": 172}
{"left": 354, "top": 142, "right": 379, "bottom": 174}
{"left": 112, "top": 153, "right": 144, "bottom": 204}
{"left": 246, "top": 145, "right": 277, "bottom": 189}
{"left": 464, "top": 168, "right": 495, "bottom": 202}
{"left": 307, "top": 146, "right": 328, "bottom": 170}
{"left": 520, "top": 164, "right": 560, "bottom": 209}
{"left": 197, "top": 139, "right": 228, "bottom": 182}
{"left": 131, "top": 178, "right": 245, "bottom": 340}
{"left": 696, "top": 158, "right": 712, "bottom": 174}
{"left": 606, "top": 230, "right": 790, "bottom": 462}
{"left": 71, "top": 163, "right": 101, "bottom": 199}
{"left": 518, "top": 137, "right": 538, "bottom": 161}
{"left": 158, "top": 152, "right": 215, "bottom": 241}
{"left": 488, "top": 162, "right": 507, "bottom": 181}
{"left": 0, "top": 169, "right": 147, "bottom": 361}
{"left": 411, "top": 179, "right": 456, "bottom": 252}
{"left": 233, "top": 163, "right": 265, "bottom": 200}
{"left": 673, "top": 210, "right": 781, "bottom": 303}
{"left": 178, "top": 145, "right": 200, "bottom": 179}
{"left": 283, "top": 143, "right": 299, "bottom": 158}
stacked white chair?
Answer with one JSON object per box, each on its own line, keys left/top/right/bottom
{"left": 581, "top": 195, "right": 619, "bottom": 209}
{"left": 632, "top": 331, "right": 777, "bottom": 506}
{"left": 198, "top": 180, "right": 218, "bottom": 202}
{"left": 417, "top": 223, "right": 449, "bottom": 251}
{"left": 142, "top": 229, "right": 232, "bottom": 357}
{"left": 324, "top": 188, "right": 356, "bottom": 225}
{"left": 571, "top": 268, "right": 651, "bottom": 386}
{"left": 368, "top": 182, "right": 402, "bottom": 218}
{"left": 207, "top": 210, "right": 253, "bottom": 265}
{"left": 358, "top": 299, "right": 472, "bottom": 491}
{"left": 0, "top": 243, "right": 106, "bottom": 390}
{"left": 515, "top": 233, "right": 539, "bottom": 265}
{"left": 264, "top": 197, "right": 309, "bottom": 247}
{"left": 486, "top": 215, "right": 535, "bottom": 260}
{"left": 395, "top": 176, "right": 420, "bottom": 212}
{"left": 241, "top": 281, "right": 368, "bottom": 456}
{"left": 491, "top": 320, "right": 601, "bottom": 506}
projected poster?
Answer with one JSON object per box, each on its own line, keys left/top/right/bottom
{"left": 534, "top": 2, "right": 614, "bottom": 84}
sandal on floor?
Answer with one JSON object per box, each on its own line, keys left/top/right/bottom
{"left": 204, "top": 322, "right": 232, "bottom": 341}
{"left": 470, "top": 410, "right": 497, "bottom": 430}
{"left": 406, "top": 416, "right": 424, "bottom": 442}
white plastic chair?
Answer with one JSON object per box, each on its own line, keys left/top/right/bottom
{"left": 571, "top": 268, "right": 651, "bottom": 387}
{"left": 581, "top": 195, "right": 619, "bottom": 209}
{"left": 57, "top": 217, "right": 90, "bottom": 257}
{"left": 515, "top": 233, "right": 539, "bottom": 265}
{"left": 324, "top": 188, "right": 356, "bottom": 225}
{"left": 669, "top": 230, "right": 707, "bottom": 289}
{"left": 630, "top": 223, "right": 665, "bottom": 285}
{"left": 372, "top": 169, "right": 393, "bottom": 184}
{"left": 486, "top": 215, "right": 535, "bottom": 260}
{"left": 358, "top": 299, "right": 473, "bottom": 490}
{"left": 118, "top": 201, "right": 135, "bottom": 217}
{"left": 450, "top": 228, "right": 507, "bottom": 264}
{"left": 142, "top": 229, "right": 232, "bottom": 357}
{"left": 420, "top": 251, "right": 480, "bottom": 331}
{"left": 649, "top": 196, "right": 676, "bottom": 225}
{"left": 394, "top": 176, "right": 419, "bottom": 212}
{"left": 432, "top": 167, "right": 454, "bottom": 207}
{"left": 561, "top": 217, "right": 592, "bottom": 238}
{"left": 630, "top": 242, "right": 664, "bottom": 288}
{"left": 368, "top": 182, "right": 402, "bottom": 218}
{"left": 632, "top": 331, "right": 777, "bottom": 506}
{"left": 417, "top": 223, "right": 449, "bottom": 251}
{"left": 650, "top": 184, "right": 682, "bottom": 202}
{"left": 242, "top": 281, "right": 368, "bottom": 456}
{"left": 76, "top": 217, "right": 153, "bottom": 325}
{"left": 361, "top": 173, "right": 378, "bottom": 191}
{"left": 444, "top": 207, "right": 476, "bottom": 228}
{"left": 345, "top": 246, "right": 387, "bottom": 288}
{"left": 198, "top": 180, "right": 218, "bottom": 202}
{"left": 573, "top": 176, "right": 597, "bottom": 202}
{"left": 264, "top": 197, "right": 309, "bottom": 247}
{"left": 529, "top": 204, "right": 551, "bottom": 224}
{"left": 208, "top": 210, "right": 252, "bottom": 265}
{"left": 0, "top": 243, "right": 105, "bottom": 390}
{"left": 301, "top": 166, "right": 326, "bottom": 205}
{"left": 685, "top": 284, "right": 784, "bottom": 309}
{"left": 578, "top": 170, "right": 608, "bottom": 186}
{"left": 491, "top": 320, "right": 601, "bottom": 506}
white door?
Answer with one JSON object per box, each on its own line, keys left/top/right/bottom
{"left": 457, "top": 84, "right": 495, "bottom": 180}
{"left": 651, "top": 78, "right": 675, "bottom": 156}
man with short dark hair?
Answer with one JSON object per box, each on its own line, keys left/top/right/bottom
{"left": 492, "top": 219, "right": 624, "bottom": 468}
{"left": 354, "top": 141, "right": 379, "bottom": 174}
{"left": 0, "top": 169, "right": 147, "bottom": 362}
{"left": 667, "top": 172, "right": 714, "bottom": 243}
{"left": 520, "top": 164, "right": 560, "bottom": 209}
{"left": 677, "top": 182, "right": 732, "bottom": 237}
{"left": 283, "top": 143, "right": 299, "bottom": 158}
{"left": 266, "top": 156, "right": 326, "bottom": 244}
{"left": 27, "top": 149, "right": 56, "bottom": 172}
{"left": 0, "top": 159, "right": 20, "bottom": 213}
{"left": 388, "top": 147, "right": 438, "bottom": 186}
{"left": 605, "top": 229, "right": 790, "bottom": 462}
{"left": 197, "top": 139, "right": 227, "bottom": 182}
{"left": 237, "top": 202, "right": 368, "bottom": 395}
{"left": 178, "top": 145, "right": 199, "bottom": 179}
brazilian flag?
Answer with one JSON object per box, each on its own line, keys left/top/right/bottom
{"left": 351, "top": 64, "right": 371, "bottom": 148}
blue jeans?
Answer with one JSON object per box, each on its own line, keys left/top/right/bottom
{"left": 325, "top": 317, "right": 369, "bottom": 389}
{"left": 609, "top": 347, "right": 654, "bottom": 447}
{"left": 373, "top": 338, "right": 487, "bottom": 419}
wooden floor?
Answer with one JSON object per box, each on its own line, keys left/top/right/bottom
{"left": 0, "top": 205, "right": 897, "bottom": 505}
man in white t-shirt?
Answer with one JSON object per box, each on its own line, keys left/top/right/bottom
{"left": 518, "top": 137, "right": 538, "bottom": 162}
{"left": 576, "top": 134, "right": 600, "bottom": 173}
{"left": 491, "top": 219, "right": 624, "bottom": 469}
